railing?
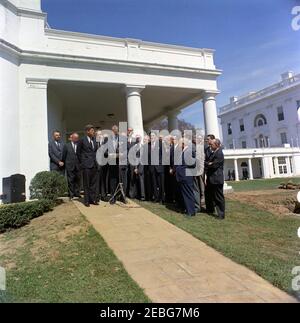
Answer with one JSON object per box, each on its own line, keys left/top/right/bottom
{"left": 219, "top": 73, "right": 300, "bottom": 114}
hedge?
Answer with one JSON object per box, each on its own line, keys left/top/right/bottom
{"left": 30, "top": 171, "right": 68, "bottom": 201}
{"left": 0, "top": 199, "right": 55, "bottom": 233}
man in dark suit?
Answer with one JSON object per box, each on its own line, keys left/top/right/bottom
{"left": 48, "top": 130, "right": 65, "bottom": 175}
{"left": 169, "top": 135, "right": 183, "bottom": 208}
{"left": 130, "top": 135, "right": 146, "bottom": 200}
{"left": 205, "top": 139, "right": 225, "bottom": 220}
{"left": 127, "top": 128, "right": 137, "bottom": 198}
{"left": 108, "top": 125, "right": 120, "bottom": 202}
{"left": 148, "top": 133, "right": 166, "bottom": 203}
{"left": 62, "top": 133, "right": 81, "bottom": 200}
{"left": 204, "top": 134, "right": 215, "bottom": 161}
{"left": 96, "top": 130, "right": 109, "bottom": 201}
{"left": 77, "top": 125, "right": 98, "bottom": 207}
{"left": 175, "top": 138, "right": 196, "bottom": 217}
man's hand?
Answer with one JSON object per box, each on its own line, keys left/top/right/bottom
{"left": 59, "top": 161, "right": 64, "bottom": 167}
{"left": 134, "top": 168, "right": 139, "bottom": 175}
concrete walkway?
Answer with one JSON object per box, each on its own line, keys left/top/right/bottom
{"left": 74, "top": 200, "right": 296, "bottom": 303}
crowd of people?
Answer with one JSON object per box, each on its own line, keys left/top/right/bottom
{"left": 48, "top": 124, "right": 225, "bottom": 220}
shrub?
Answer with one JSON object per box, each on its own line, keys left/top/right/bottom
{"left": 0, "top": 199, "right": 55, "bottom": 233}
{"left": 30, "top": 171, "right": 68, "bottom": 201}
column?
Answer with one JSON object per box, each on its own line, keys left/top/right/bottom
{"left": 248, "top": 158, "right": 254, "bottom": 180}
{"left": 234, "top": 159, "right": 240, "bottom": 181}
{"left": 125, "top": 85, "right": 145, "bottom": 137}
{"left": 19, "top": 78, "right": 49, "bottom": 197}
{"left": 261, "top": 157, "right": 271, "bottom": 179}
{"left": 167, "top": 110, "right": 180, "bottom": 132}
{"left": 274, "top": 157, "right": 279, "bottom": 176}
{"left": 203, "top": 92, "right": 220, "bottom": 138}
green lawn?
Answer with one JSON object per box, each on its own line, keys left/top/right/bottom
{"left": 138, "top": 199, "right": 300, "bottom": 298}
{"left": 227, "top": 177, "right": 300, "bottom": 192}
{"left": 0, "top": 204, "right": 149, "bottom": 303}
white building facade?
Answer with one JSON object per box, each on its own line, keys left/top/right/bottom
{"left": 0, "top": 0, "right": 222, "bottom": 195}
{"left": 219, "top": 72, "right": 300, "bottom": 181}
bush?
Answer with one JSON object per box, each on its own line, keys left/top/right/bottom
{"left": 0, "top": 199, "right": 55, "bottom": 233}
{"left": 30, "top": 171, "right": 68, "bottom": 201}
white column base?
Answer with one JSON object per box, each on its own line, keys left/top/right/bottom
{"left": 224, "top": 182, "right": 234, "bottom": 194}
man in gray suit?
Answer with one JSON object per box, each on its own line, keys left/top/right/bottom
{"left": 48, "top": 130, "right": 65, "bottom": 175}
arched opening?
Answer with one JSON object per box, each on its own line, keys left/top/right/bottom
{"left": 254, "top": 114, "right": 267, "bottom": 127}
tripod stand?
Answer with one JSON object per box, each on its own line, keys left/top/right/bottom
{"left": 109, "top": 156, "right": 128, "bottom": 205}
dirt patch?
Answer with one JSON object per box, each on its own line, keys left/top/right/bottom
{"left": 228, "top": 189, "right": 298, "bottom": 216}
{"left": 0, "top": 202, "right": 89, "bottom": 264}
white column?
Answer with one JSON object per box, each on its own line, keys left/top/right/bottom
{"left": 286, "top": 157, "right": 292, "bottom": 175}
{"left": 248, "top": 158, "right": 254, "bottom": 180}
{"left": 125, "top": 85, "right": 145, "bottom": 137}
{"left": 167, "top": 110, "right": 180, "bottom": 132}
{"left": 19, "top": 78, "right": 49, "bottom": 197}
{"left": 203, "top": 92, "right": 220, "bottom": 138}
{"left": 262, "top": 157, "right": 271, "bottom": 179}
{"left": 234, "top": 159, "right": 240, "bottom": 181}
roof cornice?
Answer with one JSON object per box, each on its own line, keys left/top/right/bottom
{"left": 0, "top": 38, "right": 222, "bottom": 77}
{"left": 45, "top": 28, "right": 215, "bottom": 56}
{"left": 0, "top": 0, "right": 46, "bottom": 19}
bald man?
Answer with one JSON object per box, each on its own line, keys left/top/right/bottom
{"left": 62, "top": 133, "right": 81, "bottom": 200}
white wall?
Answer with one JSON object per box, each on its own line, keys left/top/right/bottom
{"left": 0, "top": 50, "right": 20, "bottom": 185}
{"left": 47, "top": 90, "right": 66, "bottom": 141}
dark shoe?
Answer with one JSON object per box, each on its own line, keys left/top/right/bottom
{"left": 110, "top": 198, "right": 116, "bottom": 205}
{"left": 140, "top": 197, "right": 146, "bottom": 202}
{"left": 91, "top": 201, "right": 99, "bottom": 206}
{"left": 84, "top": 203, "right": 90, "bottom": 207}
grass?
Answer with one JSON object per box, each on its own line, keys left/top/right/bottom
{"left": 227, "top": 177, "right": 300, "bottom": 192}
{"left": 138, "top": 199, "right": 300, "bottom": 298}
{"left": 0, "top": 204, "right": 149, "bottom": 303}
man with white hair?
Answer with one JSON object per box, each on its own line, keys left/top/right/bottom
{"left": 175, "top": 138, "right": 196, "bottom": 217}
{"left": 205, "top": 138, "right": 225, "bottom": 220}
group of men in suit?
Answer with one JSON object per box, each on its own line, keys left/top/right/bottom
{"left": 48, "top": 125, "right": 225, "bottom": 219}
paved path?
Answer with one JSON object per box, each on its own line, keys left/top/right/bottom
{"left": 74, "top": 200, "right": 297, "bottom": 303}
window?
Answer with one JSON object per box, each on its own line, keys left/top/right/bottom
{"left": 277, "top": 106, "right": 284, "bottom": 121}
{"left": 239, "top": 119, "right": 245, "bottom": 132}
{"left": 227, "top": 123, "right": 232, "bottom": 135}
{"left": 229, "top": 144, "right": 234, "bottom": 149}
{"left": 242, "top": 141, "right": 247, "bottom": 149}
{"left": 280, "top": 132, "right": 288, "bottom": 145}
{"left": 278, "top": 157, "right": 287, "bottom": 174}
{"left": 254, "top": 114, "right": 267, "bottom": 127}
{"left": 272, "top": 158, "right": 276, "bottom": 175}
{"left": 258, "top": 135, "right": 266, "bottom": 148}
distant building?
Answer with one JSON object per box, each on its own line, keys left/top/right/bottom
{"left": 219, "top": 72, "right": 300, "bottom": 181}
